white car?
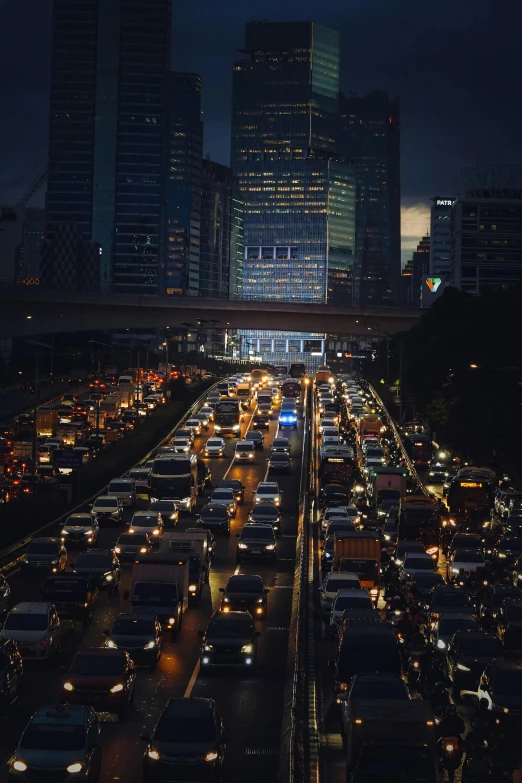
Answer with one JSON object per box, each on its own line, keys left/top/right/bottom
{"left": 319, "top": 418, "right": 339, "bottom": 434}
{"left": 143, "top": 395, "right": 158, "bottom": 410}
{"left": 90, "top": 495, "right": 123, "bottom": 525}
{"left": 1, "top": 602, "right": 60, "bottom": 660}
{"left": 321, "top": 506, "right": 360, "bottom": 534}
{"left": 199, "top": 405, "right": 215, "bottom": 422}
{"left": 361, "top": 438, "right": 380, "bottom": 452}
{"left": 173, "top": 428, "right": 194, "bottom": 445}
{"left": 128, "top": 511, "right": 163, "bottom": 541}
{"left": 205, "top": 437, "right": 226, "bottom": 457}
{"left": 185, "top": 418, "right": 203, "bottom": 436}
{"left": 400, "top": 552, "right": 437, "bottom": 581}
{"left": 171, "top": 437, "right": 192, "bottom": 454}
{"left": 210, "top": 488, "right": 237, "bottom": 517}
{"left": 194, "top": 412, "right": 210, "bottom": 430}
{"left": 319, "top": 572, "right": 361, "bottom": 618}
{"left": 329, "top": 589, "right": 374, "bottom": 635}
{"left": 254, "top": 482, "right": 282, "bottom": 506}
{"left": 107, "top": 478, "right": 136, "bottom": 508}
{"left": 235, "top": 441, "right": 256, "bottom": 462}
{"left": 447, "top": 548, "right": 485, "bottom": 581}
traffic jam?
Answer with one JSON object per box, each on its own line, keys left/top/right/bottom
{"left": 313, "top": 368, "right": 522, "bottom": 782}
{"left": 0, "top": 366, "right": 308, "bottom": 783}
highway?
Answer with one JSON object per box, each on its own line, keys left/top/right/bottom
{"left": 0, "top": 386, "right": 306, "bottom": 782}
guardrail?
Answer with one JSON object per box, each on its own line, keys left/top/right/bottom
{"left": 0, "top": 380, "right": 219, "bottom": 574}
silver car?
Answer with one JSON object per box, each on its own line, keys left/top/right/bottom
{"left": 204, "top": 437, "right": 226, "bottom": 457}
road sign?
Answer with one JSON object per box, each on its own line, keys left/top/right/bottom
{"left": 52, "top": 449, "right": 83, "bottom": 471}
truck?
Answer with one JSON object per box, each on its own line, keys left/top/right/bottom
{"left": 104, "top": 365, "right": 118, "bottom": 378}
{"left": 333, "top": 531, "right": 381, "bottom": 599}
{"left": 370, "top": 466, "right": 408, "bottom": 504}
{"left": 149, "top": 454, "right": 198, "bottom": 512}
{"left": 398, "top": 495, "right": 440, "bottom": 559}
{"left": 344, "top": 699, "right": 437, "bottom": 782}
{"left": 315, "top": 365, "right": 333, "bottom": 384}
{"left": 126, "top": 553, "right": 189, "bottom": 639}
{"left": 36, "top": 409, "right": 58, "bottom": 437}
{"left": 447, "top": 466, "right": 496, "bottom": 522}
{"left": 161, "top": 531, "right": 210, "bottom": 602}
{"left": 100, "top": 396, "right": 120, "bottom": 418}
{"left": 56, "top": 423, "right": 85, "bottom": 447}
{"left": 13, "top": 429, "right": 33, "bottom": 457}
{"left": 358, "top": 415, "right": 382, "bottom": 439}
{"left": 235, "top": 381, "right": 252, "bottom": 401}
{"left": 250, "top": 369, "right": 265, "bottom": 387}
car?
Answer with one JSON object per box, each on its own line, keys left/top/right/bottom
{"left": 477, "top": 659, "right": 522, "bottom": 720}
{"left": 210, "top": 488, "right": 237, "bottom": 517}
{"left": 171, "top": 437, "right": 192, "bottom": 454}
{"left": 321, "top": 426, "right": 340, "bottom": 441}
{"left": 236, "top": 524, "right": 277, "bottom": 563}
{"left": 197, "top": 504, "right": 230, "bottom": 534}
{"left": 325, "top": 519, "right": 357, "bottom": 539}
{"left": 149, "top": 499, "right": 179, "bottom": 528}
{"left": 204, "top": 437, "right": 226, "bottom": 457}
{"left": 267, "top": 452, "right": 292, "bottom": 473}
{"left": 125, "top": 468, "right": 150, "bottom": 493}
{"left": 248, "top": 503, "right": 282, "bottom": 534}
{"left": 219, "top": 574, "right": 269, "bottom": 617}
{"left": 480, "top": 585, "right": 522, "bottom": 620}
{"left": 41, "top": 576, "right": 99, "bottom": 626}
{"left": 22, "top": 537, "right": 67, "bottom": 575}
{"left": 494, "top": 537, "right": 522, "bottom": 566}
{"left": 270, "top": 437, "right": 290, "bottom": 455}
{"left": 128, "top": 511, "right": 163, "bottom": 542}
{"left": 60, "top": 648, "right": 136, "bottom": 719}
{"left": 104, "top": 613, "right": 163, "bottom": 668}
{"left": 235, "top": 440, "right": 256, "bottom": 462}
{"left": 503, "top": 514, "right": 522, "bottom": 536}
{"left": 427, "top": 587, "right": 476, "bottom": 626}
{"left": 319, "top": 417, "right": 339, "bottom": 432}
{"left": 143, "top": 395, "right": 158, "bottom": 410}
{"left": 185, "top": 418, "right": 203, "bottom": 436}
{"left": 382, "top": 519, "right": 398, "bottom": 546}
{"left": 0, "top": 639, "right": 23, "bottom": 710}
{"left": 115, "top": 533, "right": 153, "bottom": 561}
{"left": 8, "top": 704, "right": 102, "bottom": 782}
{"left": 329, "top": 589, "right": 374, "bottom": 636}
{"left": 199, "top": 405, "right": 215, "bottom": 422}
{"left": 319, "top": 485, "right": 350, "bottom": 509}
{"left": 497, "top": 599, "right": 522, "bottom": 654}
{"left": 141, "top": 697, "right": 226, "bottom": 782}
{"left": 394, "top": 540, "right": 426, "bottom": 567}
{"left": 107, "top": 478, "right": 136, "bottom": 508}
{"left": 194, "top": 411, "right": 211, "bottom": 429}
{"left": 427, "top": 461, "right": 449, "bottom": 483}
{"left": 448, "top": 532, "right": 483, "bottom": 557}
{"left": 321, "top": 535, "right": 335, "bottom": 570}
{"left": 432, "top": 612, "right": 479, "bottom": 650}
{"left": 400, "top": 552, "right": 437, "bottom": 581}
{"left": 319, "top": 572, "right": 361, "bottom": 619}
{"left": 73, "top": 549, "right": 121, "bottom": 591}
{"left": 61, "top": 514, "right": 99, "bottom": 548}
{"left": 447, "top": 548, "right": 485, "bottom": 581}
{"left": 446, "top": 630, "right": 504, "bottom": 692}
{"left": 321, "top": 506, "right": 359, "bottom": 534}
{"left": 254, "top": 481, "right": 282, "bottom": 506}
{"left": 1, "top": 602, "right": 61, "bottom": 661}
{"left": 90, "top": 495, "right": 123, "bottom": 526}
{"left": 199, "top": 610, "right": 260, "bottom": 671}
{"left": 252, "top": 413, "right": 270, "bottom": 430}
{"left": 174, "top": 428, "right": 194, "bottom": 445}
{"left": 410, "top": 572, "right": 445, "bottom": 599}
{"left": 218, "top": 479, "right": 245, "bottom": 503}
{"left": 244, "top": 430, "right": 264, "bottom": 450}
{"left": 340, "top": 673, "right": 409, "bottom": 739}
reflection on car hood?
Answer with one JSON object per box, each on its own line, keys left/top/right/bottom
{"left": 206, "top": 634, "right": 252, "bottom": 647}
{"left": 154, "top": 740, "right": 215, "bottom": 757}
{"left": 13, "top": 749, "right": 86, "bottom": 768}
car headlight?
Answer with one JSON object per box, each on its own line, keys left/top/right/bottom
{"left": 498, "top": 552, "right": 507, "bottom": 558}
{"left": 189, "top": 585, "right": 197, "bottom": 593}
{"left": 63, "top": 682, "right": 74, "bottom": 691}
{"left": 384, "top": 534, "right": 391, "bottom": 542}
{"left": 143, "top": 640, "right": 156, "bottom": 650}
{"left": 147, "top": 749, "right": 161, "bottom": 761}
{"left": 437, "top": 639, "right": 446, "bottom": 649}
{"left": 104, "top": 573, "right": 114, "bottom": 581}
{"left": 66, "top": 763, "right": 83, "bottom": 774}
{"left": 181, "top": 497, "right": 191, "bottom": 504}
{"left": 223, "top": 597, "right": 230, "bottom": 603}
{"left": 233, "top": 424, "right": 240, "bottom": 430}
{"left": 256, "top": 597, "right": 264, "bottom": 604}
{"left": 238, "top": 543, "right": 248, "bottom": 549}
{"left": 203, "top": 644, "right": 214, "bottom": 652}
{"left": 456, "top": 663, "right": 471, "bottom": 671}
{"left": 114, "top": 547, "right": 121, "bottom": 553}
{"left": 152, "top": 529, "right": 160, "bottom": 536}
{"left": 110, "top": 683, "right": 124, "bottom": 693}
{"left": 12, "top": 761, "right": 27, "bottom": 772}
{"left": 266, "top": 544, "right": 276, "bottom": 550}
{"left": 106, "top": 639, "right": 117, "bottom": 648}
{"left": 62, "top": 529, "right": 69, "bottom": 535}
{"left": 205, "top": 751, "right": 218, "bottom": 762}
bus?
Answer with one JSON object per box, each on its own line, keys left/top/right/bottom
{"left": 318, "top": 447, "right": 356, "bottom": 489}
{"left": 273, "top": 364, "right": 288, "bottom": 377}
{"left": 250, "top": 369, "right": 264, "bottom": 388}
{"left": 149, "top": 454, "right": 198, "bottom": 512}
{"left": 281, "top": 379, "right": 301, "bottom": 399}
{"left": 398, "top": 496, "right": 440, "bottom": 558}
{"left": 447, "top": 467, "right": 496, "bottom": 522}
{"left": 404, "top": 434, "right": 433, "bottom": 469}
{"left": 290, "top": 363, "right": 306, "bottom": 379}
{"left": 214, "top": 400, "right": 243, "bottom": 436}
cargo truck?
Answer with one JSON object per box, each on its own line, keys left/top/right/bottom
{"left": 344, "top": 699, "right": 437, "bottom": 783}
{"left": 125, "top": 553, "right": 189, "bottom": 640}
{"left": 315, "top": 365, "right": 333, "bottom": 384}
{"left": 398, "top": 495, "right": 440, "bottom": 559}
{"left": 358, "top": 415, "right": 382, "bottom": 439}
{"left": 333, "top": 531, "right": 381, "bottom": 599}
{"left": 370, "top": 466, "right": 408, "bottom": 503}
{"left": 56, "top": 423, "right": 85, "bottom": 447}
{"left": 36, "top": 409, "right": 59, "bottom": 437}
{"left": 161, "top": 531, "right": 210, "bottom": 602}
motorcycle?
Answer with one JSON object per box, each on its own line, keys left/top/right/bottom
{"left": 438, "top": 735, "right": 464, "bottom": 783}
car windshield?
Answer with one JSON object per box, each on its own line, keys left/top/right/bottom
{"left": 404, "top": 558, "right": 434, "bottom": 570}
{"left": 237, "top": 444, "right": 253, "bottom": 452}
{"left": 207, "top": 440, "right": 222, "bottom": 447}
{"left": 208, "top": 617, "right": 254, "bottom": 637}
{"left": 241, "top": 527, "right": 274, "bottom": 540}
{"left": 495, "top": 671, "right": 522, "bottom": 696}
{"left": 129, "top": 470, "right": 149, "bottom": 479}
{"left": 326, "top": 578, "right": 359, "bottom": 592}
{"left": 112, "top": 618, "right": 154, "bottom": 635}
{"left": 459, "top": 637, "right": 504, "bottom": 656}
{"left": 227, "top": 577, "right": 263, "bottom": 593}
{"left": 72, "top": 654, "right": 125, "bottom": 675}
{"left": 76, "top": 554, "right": 111, "bottom": 569}
{"left": 27, "top": 542, "right": 58, "bottom": 555}
{"left": 273, "top": 439, "right": 288, "bottom": 447}
{"left": 415, "top": 573, "right": 443, "bottom": 587}
{"left": 154, "top": 714, "right": 216, "bottom": 743}
{"left": 454, "top": 550, "right": 484, "bottom": 563}
{"left": 334, "top": 596, "right": 371, "bottom": 610}
{"left": 439, "top": 618, "right": 477, "bottom": 634}
{"left": 351, "top": 678, "right": 407, "bottom": 699}
{"left": 119, "top": 535, "right": 147, "bottom": 545}
{"left": 94, "top": 498, "right": 118, "bottom": 509}
{"left": 257, "top": 486, "right": 276, "bottom": 495}
{"left": 109, "top": 482, "right": 131, "bottom": 492}
{"left": 132, "top": 515, "right": 157, "bottom": 527}
{"left": 21, "top": 724, "right": 86, "bottom": 751}
{"left": 212, "top": 491, "right": 233, "bottom": 500}
{"left": 246, "top": 432, "right": 261, "bottom": 440}
{"left": 5, "top": 613, "right": 47, "bottom": 631}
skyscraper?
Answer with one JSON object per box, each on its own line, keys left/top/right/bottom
{"left": 43, "top": 0, "right": 172, "bottom": 293}
{"left": 340, "top": 91, "right": 401, "bottom": 306}
{"left": 429, "top": 197, "right": 455, "bottom": 281}
{"left": 200, "top": 159, "right": 243, "bottom": 299}
{"left": 163, "top": 73, "right": 203, "bottom": 296}
{"left": 231, "top": 21, "right": 356, "bottom": 308}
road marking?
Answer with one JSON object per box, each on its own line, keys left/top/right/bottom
{"left": 221, "top": 405, "right": 257, "bottom": 480}
{"left": 272, "top": 584, "right": 293, "bottom": 588}
{"left": 234, "top": 564, "right": 241, "bottom": 575}
{"left": 183, "top": 659, "right": 200, "bottom": 698}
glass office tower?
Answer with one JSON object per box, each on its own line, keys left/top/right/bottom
{"left": 44, "top": 0, "right": 171, "bottom": 293}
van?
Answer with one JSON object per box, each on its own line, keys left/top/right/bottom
{"left": 329, "top": 589, "right": 374, "bottom": 635}
{"left": 118, "top": 375, "right": 134, "bottom": 387}
{"left": 107, "top": 478, "right": 136, "bottom": 508}
{"left": 332, "top": 622, "right": 401, "bottom": 703}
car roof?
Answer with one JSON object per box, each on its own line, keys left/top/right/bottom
{"left": 335, "top": 589, "right": 370, "bottom": 598}
{"left": 76, "top": 647, "right": 126, "bottom": 658}
{"left": 32, "top": 704, "right": 92, "bottom": 725}
{"left": 163, "top": 697, "right": 215, "bottom": 718}
{"left": 10, "top": 602, "right": 51, "bottom": 614}
{"left": 438, "top": 612, "right": 477, "bottom": 621}
{"left": 226, "top": 574, "right": 263, "bottom": 586}
{"left": 66, "top": 513, "right": 92, "bottom": 520}
{"left": 241, "top": 523, "right": 274, "bottom": 532}
{"left": 211, "top": 609, "right": 253, "bottom": 621}
{"left": 220, "top": 479, "right": 242, "bottom": 487}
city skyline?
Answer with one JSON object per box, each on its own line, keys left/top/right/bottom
{"left": 2, "top": 0, "right": 521, "bottom": 267}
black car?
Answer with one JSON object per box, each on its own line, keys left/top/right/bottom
{"left": 245, "top": 430, "right": 264, "bottom": 450}
{"left": 142, "top": 697, "right": 226, "bottom": 782}
{"left": 494, "top": 537, "right": 522, "bottom": 566}
{"left": 218, "top": 479, "right": 245, "bottom": 504}
{"left": 480, "top": 585, "right": 522, "bottom": 620}
{"left": 73, "top": 549, "right": 121, "bottom": 592}
{"left": 41, "top": 575, "right": 99, "bottom": 626}
{"left": 497, "top": 599, "right": 522, "bottom": 655}
{"left": 0, "top": 639, "right": 23, "bottom": 710}
{"left": 248, "top": 503, "right": 282, "bottom": 535}
{"left": 503, "top": 515, "right": 522, "bottom": 536}
{"left": 447, "top": 630, "right": 504, "bottom": 692}
{"left": 199, "top": 610, "right": 260, "bottom": 670}
{"left": 105, "top": 613, "right": 162, "bottom": 668}
{"left": 198, "top": 504, "right": 230, "bottom": 534}
{"left": 22, "top": 537, "right": 67, "bottom": 575}
{"left": 219, "top": 574, "right": 269, "bottom": 617}
{"left": 267, "top": 452, "right": 291, "bottom": 474}
{"left": 410, "top": 572, "right": 445, "bottom": 599}
{"left": 236, "top": 524, "right": 277, "bottom": 563}
{"left": 320, "top": 485, "right": 350, "bottom": 509}
{"left": 148, "top": 499, "right": 179, "bottom": 528}
{"left": 478, "top": 659, "right": 522, "bottom": 721}
{"left": 252, "top": 414, "right": 270, "bottom": 431}
{"left": 270, "top": 437, "right": 290, "bottom": 455}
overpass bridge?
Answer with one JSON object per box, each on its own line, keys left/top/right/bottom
{"left": 0, "top": 289, "right": 422, "bottom": 338}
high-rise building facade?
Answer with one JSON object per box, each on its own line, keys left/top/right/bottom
{"left": 450, "top": 166, "right": 522, "bottom": 295}
{"left": 430, "top": 197, "right": 455, "bottom": 280}
{"left": 44, "top": 0, "right": 172, "bottom": 293}
{"left": 232, "top": 21, "right": 356, "bottom": 308}
{"left": 340, "top": 91, "right": 401, "bottom": 306}
{"left": 0, "top": 207, "right": 44, "bottom": 285}
{"left": 164, "top": 73, "right": 203, "bottom": 296}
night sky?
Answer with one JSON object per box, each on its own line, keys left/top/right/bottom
{"left": 1, "top": 0, "right": 521, "bottom": 263}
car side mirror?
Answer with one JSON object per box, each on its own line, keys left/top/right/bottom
{"left": 140, "top": 734, "right": 151, "bottom": 742}
{"left": 219, "top": 588, "right": 224, "bottom": 593}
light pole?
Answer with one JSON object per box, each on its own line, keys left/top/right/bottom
{"left": 366, "top": 324, "right": 392, "bottom": 386}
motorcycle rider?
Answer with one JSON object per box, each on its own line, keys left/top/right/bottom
{"left": 437, "top": 704, "right": 465, "bottom": 739}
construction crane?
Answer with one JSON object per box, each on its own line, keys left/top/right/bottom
{"left": 15, "top": 165, "right": 48, "bottom": 207}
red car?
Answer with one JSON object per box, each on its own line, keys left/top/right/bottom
{"left": 61, "top": 648, "right": 136, "bottom": 720}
